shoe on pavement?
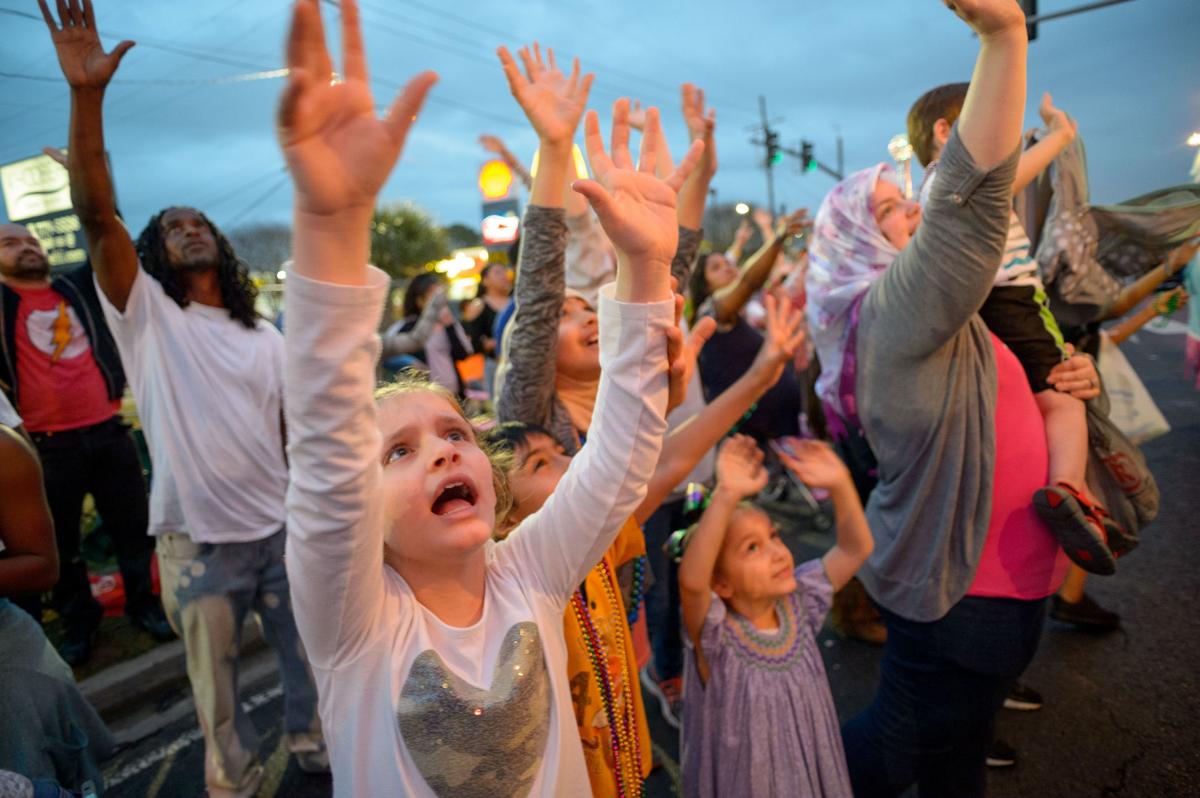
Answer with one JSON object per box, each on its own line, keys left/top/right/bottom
{"left": 127, "top": 603, "right": 176, "bottom": 641}
{"left": 1033, "top": 484, "right": 1117, "bottom": 576}
{"left": 986, "top": 739, "right": 1017, "bottom": 768}
{"left": 1050, "top": 593, "right": 1120, "bottom": 632}
{"left": 1003, "top": 682, "right": 1044, "bottom": 712}
{"left": 59, "top": 602, "right": 103, "bottom": 667}
{"left": 639, "top": 667, "right": 682, "bottom": 730}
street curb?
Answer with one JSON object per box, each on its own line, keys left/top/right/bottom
{"left": 80, "top": 620, "right": 264, "bottom": 720}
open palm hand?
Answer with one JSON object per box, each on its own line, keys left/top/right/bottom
{"left": 39, "top": 0, "right": 134, "bottom": 90}
{"left": 498, "top": 44, "right": 591, "bottom": 146}
{"left": 777, "top": 439, "right": 850, "bottom": 491}
{"left": 278, "top": 0, "right": 436, "bottom": 217}
{"left": 751, "top": 294, "right": 806, "bottom": 386}
{"left": 715, "top": 435, "right": 768, "bottom": 499}
{"left": 573, "top": 100, "right": 704, "bottom": 273}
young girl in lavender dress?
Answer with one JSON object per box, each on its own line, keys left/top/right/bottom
{"left": 678, "top": 434, "right": 873, "bottom": 798}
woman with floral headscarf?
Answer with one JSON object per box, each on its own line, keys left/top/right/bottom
{"left": 802, "top": 2, "right": 1103, "bottom": 796}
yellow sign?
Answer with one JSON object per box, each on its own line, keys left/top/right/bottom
{"left": 1, "top": 154, "right": 72, "bottom": 222}
{"left": 478, "top": 160, "right": 514, "bottom": 200}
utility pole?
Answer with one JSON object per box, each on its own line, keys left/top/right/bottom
{"left": 750, "top": 96, "right": 780, "bottom": 216}
{"left": 750, "top": 96, "right": 843, "bottom": 214}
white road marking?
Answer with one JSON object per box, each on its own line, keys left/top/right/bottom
{"left": 104, "top": 684, "right": 284, "bottom": 790}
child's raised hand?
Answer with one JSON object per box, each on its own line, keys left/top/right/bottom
{"left": 777, "top": 439, "right": 852, "bottom": 492}
{"left": 715, "top": 434, "right": 768, "bottom": 500}
{"left": 1038, "top": 93, "right": 1077, "bottom": 139}
{"left": 681, "top": 83, "right": 717, "bottom": 178}
{"left": 748, "top": 293, "right": 805, "bottom": 388}
{"left": 498, "top": 44, "right": 592, "bottom": 147}
{"left": 573, "top": 101, "right": 704, "bottom": 301}
{"left": 665, "top": 294, "right": 717, "bottom": 414}
{"left": 944, "top": 0, "right": 1027, "bottom": 39}
{"left": 278, "top": 0, "right": 436, "bottom": 219}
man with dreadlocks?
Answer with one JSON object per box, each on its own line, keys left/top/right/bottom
{"left": 40, "top": 2, "right": 327, "bottom": 795}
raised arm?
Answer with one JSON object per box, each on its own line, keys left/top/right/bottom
{"left": 40, "top": 0, "right": 138, "bottom": 310}
{"left": 777, "top": 440, "right": 872, "bottom": 591}
{"left": 500, "top": 99, "right": 705, "bottom": 596}
{"left": 865, "top": 1, "right": 1027, "bottom": 356}
{"left": 1100, "top": 239, "right": 1198, "bottom": 322}
{"left": 492, "top": 44, "right": 593, "bottom": 440}
{"left": 480, "top": 134, "right": 533, "bottom": 190}
{"left": 0, "top": 427, "right": 58, "bottom": 596}
{"left": 710, "top": 209, "right": 808, "bottom": 324}
{"left": 637, "top": 294, "right": 803, "bottom": 523}
{"left": 277, "top": 0, "right": 436, "bottom": 665}
{"left": 1107, "top": 287, "right": 1188, "bottom": 346}
{"left": 1012, "top": 92, "right": 1077, "bottom": 194}
{"left": 381, "top": 288, "right": 446, "bottom": 357}
{"left": 678, "top": 435, "right": 766, "bottom": 682}
{"left": 952, "top": 0, "right": 1029, "bottom": 171}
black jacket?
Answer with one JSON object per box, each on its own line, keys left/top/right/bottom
{"left": 0, "top": 263, "right": 126, "bottom": 411}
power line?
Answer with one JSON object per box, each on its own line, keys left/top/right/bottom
{"left": 229, "top": 172, "right": 291, "bottom": 225}
{"left": 0, "top": 68, "right": 289, "bottom": 87}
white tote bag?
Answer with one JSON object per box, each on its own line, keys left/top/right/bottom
{"left": 1097, "top": 333, "right": 1170, "bottom": 445}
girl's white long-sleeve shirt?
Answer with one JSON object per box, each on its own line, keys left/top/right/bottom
{"left": 283, "top": 266, "right": 671, "bottom": 797}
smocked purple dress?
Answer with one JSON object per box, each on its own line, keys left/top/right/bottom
{"left": 681, "top": 559, "right": 851, "bottom": 797}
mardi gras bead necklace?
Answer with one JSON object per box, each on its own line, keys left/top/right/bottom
{"left": 625, "top": 555, "right": 647, "bottom": 625}
{"left": 571, "top": 558, "right": 644, "bottom": 798}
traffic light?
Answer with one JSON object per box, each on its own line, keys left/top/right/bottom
{"left": 1020, "top": 0, "right": 1038, "bottom": 40}
{"left": 801, "top": 140, "right": 816, "bottom": 173}
{"left": 766, "top": 130, "right": 782, "bottom": 166}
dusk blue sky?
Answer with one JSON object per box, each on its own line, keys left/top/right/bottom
{"left": 1, "top": 0, "right": 1197, "bottom": 237}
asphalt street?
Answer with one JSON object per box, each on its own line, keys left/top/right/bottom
{"left": 97, "top": 315, "right": 1199, "bottom": 797}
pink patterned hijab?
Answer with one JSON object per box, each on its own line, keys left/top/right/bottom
{"left": 805, "top": 163, "right": 900, "bottom": 416}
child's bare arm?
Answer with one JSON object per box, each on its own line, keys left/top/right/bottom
{"left": 778, "top": 440, "right": 873, "bottom": 592}
{"left": 679, "top": 436, "right": 767, "bottom": 675}
{"left": 1100, "top": 238, "right": 1198, "bottom": 322}
{"left": 1012, "top": 93, "right": 1077, "bottom": 193}
{"left": 637, "top": 294, "right": 805, "bottom": 523}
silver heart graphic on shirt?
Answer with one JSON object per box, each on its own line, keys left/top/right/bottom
{"left": 397, "top": 622, "right": 551, "bottom": 797}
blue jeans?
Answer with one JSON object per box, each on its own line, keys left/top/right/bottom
{"left": 641, "top": 498, "right": 685, "bottom": 682}
{"left": 842, "top": 595, "right": 1047, "bottom": 798}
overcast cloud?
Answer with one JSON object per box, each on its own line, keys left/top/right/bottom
{"left": 1, "top": 0, "right": 1197, "bottom": 237}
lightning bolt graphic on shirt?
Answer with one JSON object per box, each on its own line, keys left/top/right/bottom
{"left": 50, "top": 301, "right": 72, "bottom": 363}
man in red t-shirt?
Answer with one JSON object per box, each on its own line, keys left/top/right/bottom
{"left": 0, "top": 223, "right": 171, "bottom": 665}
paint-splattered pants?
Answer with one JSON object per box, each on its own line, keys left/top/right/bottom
{"left": 157, "top": 529, "right": 322, "bottom": 796}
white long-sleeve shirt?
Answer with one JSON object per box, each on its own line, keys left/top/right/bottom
{"left": 283, "top": 267, "right": 671, "bottom": 797}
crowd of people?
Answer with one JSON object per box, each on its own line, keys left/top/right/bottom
{"left": 1, "top": 0, "right": 1197, "bottom": 797}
